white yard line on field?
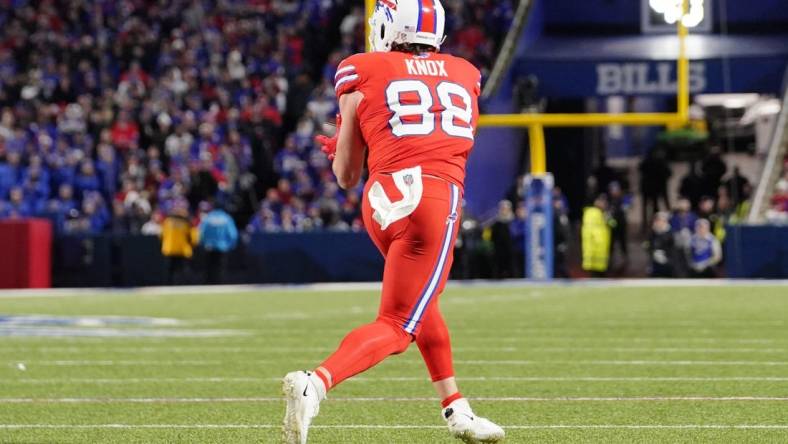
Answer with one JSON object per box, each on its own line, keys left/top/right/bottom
{"left": 491, "top": 337, "right": 782, "bottom": 344}
{"left": 1, "top": 424, "right": 788, "bottom": 430}
{"left": 0, "top": 346, "right": 523, "bottom": 353}
{"left": 6, "top": 377, "right": 265, "bottom": 384}
{"left": 5, "top": 336, "right": 776, "bottom": 345}
{"left": 455, "top": 360, "right": 788, "bottom": 366}
{"left": 2, "top": 346, "right": 784, "bottom": 354}
{"left": 6, "top": 376, "right": 788, "bottom": 384}
{"left": 1, "top": 396, "right": 787, "bottom": 403}
{"left": 6, "top": 360, "right": 229, "bottom": 366}
{"left": 9, "top": 359, "right": 788, "bottom": 367}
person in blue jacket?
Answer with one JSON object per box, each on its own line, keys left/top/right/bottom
{"left": 687, "top": 219, "right": 722, "bottom": 278}
{"left": 198, "top": 199, "right": 238, "bottom": 284}
{"left": 0, "top": 151, "right": 22, "bottom": 198}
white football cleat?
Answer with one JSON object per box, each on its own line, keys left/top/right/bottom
{"left": 282, "top": 371, "right": 324, "bottom": 444}
{"left": 442, "top": 398, "right": 505, "bottom": 443}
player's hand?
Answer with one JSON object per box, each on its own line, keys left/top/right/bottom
{"left": 315, "top": 114, "right": 342, "bottom": 161}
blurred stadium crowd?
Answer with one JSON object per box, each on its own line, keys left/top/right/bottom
{"left": 0, "top": 0, "right": 513, "bottom": 234}
{"left": 0, "top": 0, "right": 784, "bottom": 281}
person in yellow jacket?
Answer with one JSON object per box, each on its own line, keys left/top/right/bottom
{"left": 161, "top": 202, "right": 199, "bottom": 285}
{"left": 582, "top": 195, "right": 614, "bottom": 277}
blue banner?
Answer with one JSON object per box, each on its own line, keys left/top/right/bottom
{"left": 524, "top": 174, "right": 554, "bottom": 280}
{"left": 517, "top": 58, "right": 788, "bottom": 97}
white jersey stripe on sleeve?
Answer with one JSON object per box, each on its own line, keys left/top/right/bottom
{"left": 334, "top": 66, "right": 357, "bottom": 79}
{"left": 334, "top": 74, "right": 359, "bottom": 90}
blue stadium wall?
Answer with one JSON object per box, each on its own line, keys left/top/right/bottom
{"left": 49, "top": 225, "right": 788, "bottom": 286}
{"left": 725, "top": 226, "right": 788, "bottom": 279}
{"left": 52, "top": 233, "right": 383, "bottom": 287}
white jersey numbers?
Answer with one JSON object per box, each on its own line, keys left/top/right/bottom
{"left": 436, "top": 82, "right": 474, "bottom": 140}
{"left": 386, "top": 80, "right": 435, "bottom": 137}
{"left": 385, "top": 80, "right": 474, "bottom": 140}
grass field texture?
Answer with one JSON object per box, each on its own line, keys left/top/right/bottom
{"left": 1, "top": 283, "right": 787, "bottom": 443}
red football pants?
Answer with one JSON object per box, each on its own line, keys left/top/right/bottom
{"left": 319, "top": 174, "right": 460, "bottom": 388}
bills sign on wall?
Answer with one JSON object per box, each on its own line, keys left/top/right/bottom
{"left": 517, "top": 57, "right": 787, "bottom": 97}
{"left": 596, "top": 61, "right": 706, "bottom": 95}
{"left": 524, "top": 174, "right": 554, "bottom": 280}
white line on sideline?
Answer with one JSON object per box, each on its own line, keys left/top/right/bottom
{"left": 11, "top": 358, "right": 788, "bottom": 366}
{"left": 1, "top": 345, "right": 783, "bottom": 353}
{"left": 0, "top": 424, "right": 787, "bottom": 430}
{"left": 0, "top": 278, "right": 786, "bottom": 298}
{"left": 1, "top": 396, "right": 787, "bottom": 403}
{"left": 6, "top": 376, "right": 788, "bottom": 384}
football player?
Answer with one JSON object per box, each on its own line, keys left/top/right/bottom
{"left": 283, "top": 1, "right": 505, "bottom": 443}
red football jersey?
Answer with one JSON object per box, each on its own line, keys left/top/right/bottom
{"left": 334, "top": 51, "right": 481, "bottom": 189}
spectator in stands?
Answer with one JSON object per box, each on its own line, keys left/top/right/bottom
{"left": 246, "top": 206, "right": 280, "bottom": 234}
{"left": 713, "top": 188, "right": 733, "bottom": 242}
{"left": 161, "top": 202, "right": 197, "bottom": 285}
{"left": 198, "top": 200, "right": 238, "bottom": 285}
{"left": 582, "top": 195, "right": 613, "bottom": 278}
{"left": 0, "top": 0, "right": 510, "bottom": 242}
{"left": 646, "top": 212, "right": 676, "bottom": 278}
{"left": 40, "top": 184, "right": 77, "bottom": 233}
{"left": 110, "top": 110, "right": 140, "bottom": 152}
{"left": 698, "top": 195, "right": 727, "bottom": 242}
{"left": 686, "top": 219, "right": 722, "bottom": 278}
{"left": 696, "top": 196, "right": 716, "bottom": 226}
{"left": 670, "top": 198, "right": 697, "bottom": 277}
{"left": 679, "top": 161, "right": 705, "bottom": 210}
{"left": 141, "top": 212, "right": 164, "bottom": 237}
{"left": 701, "top": 146, "right": 727, "bottom": 198}
{"left": 639, "top": 147, "right": 672, "bottom": 231}
{"left": 670, "top": 198, "right": 698, "bottom": 239}
{"left": 725, "top": 167, "right": 751, "bottom": 207}
{"left": 607, "top": 181, "right": 630, "bottom": 271}
{"left": 21, "top": 163, "right": 49, "bottom": 209}
{"left": 188, "top": 155, "right": 220, "bottom": 209}
{"left": 729, "top": 182, "right": 754, "bottom": 224}
{"left": 96, "top": 144, "right": 120, "bottom": 199}
{"left": 74, "top": 160, "right": 100, "bottom": 201}
{"left": 3, "top": 186, "right": 31, "bottom": 218}
{"left": 591, "top": 154, "right": 619, "bottom": 199}
{"left": 319, "top": 200, "right": 350, "bottom": 232}
{"left": 510, "top": 202, "right": 526, "bottom": 278}
{"left": 491, "top": 200, "right": 515, "bottom": 279}
{"left": 75, "top": 196, "right": 109, "bottom": 234}
{"left": 553, "top": 191, "right": 571, "bottom": 279}
{"left": 0, "top": 151, "right": 21, "bottom": 197}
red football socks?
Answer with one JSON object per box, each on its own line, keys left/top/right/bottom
{"left": 314, "top": 368, "right": 331, "bottom": 392}
{"left": 441, "top": 392, "right": 463, "bottom": 408}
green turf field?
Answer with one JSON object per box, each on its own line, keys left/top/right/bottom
{"left": 1, "top": 283, "right": 787, "bottom": 443}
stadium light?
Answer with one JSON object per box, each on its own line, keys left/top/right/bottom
{"left": 649, "top": 0, "right": 705, "bottom": 28}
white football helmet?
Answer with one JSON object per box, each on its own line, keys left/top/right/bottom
{"left": 369, "top": 0, "right": 447, "bottom": 53}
